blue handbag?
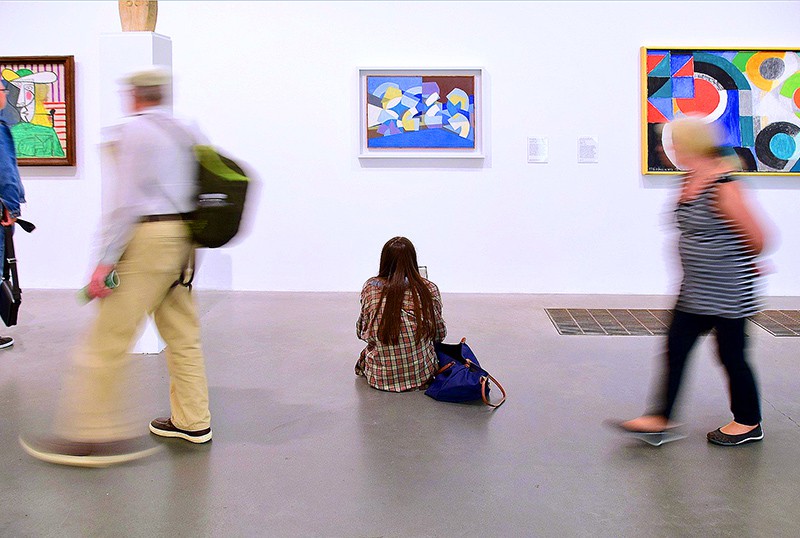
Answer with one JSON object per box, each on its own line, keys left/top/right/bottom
{"left": 425, "top": 338, "right": 506, "bottom": 408}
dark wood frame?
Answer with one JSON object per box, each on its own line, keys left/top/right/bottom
{"left": 0, "top": 55, "right": 76, "bottom": 166}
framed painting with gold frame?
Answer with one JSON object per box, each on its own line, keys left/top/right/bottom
{"left": 642, "top": 48, "right": 800, "bottom": 175}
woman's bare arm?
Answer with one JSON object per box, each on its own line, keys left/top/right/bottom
{"left": 716, "top": 181, "right": 765, "bottom": 255}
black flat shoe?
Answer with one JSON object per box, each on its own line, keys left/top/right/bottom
{"left": 707, "top": 424, "right": 763, "bottom": 446}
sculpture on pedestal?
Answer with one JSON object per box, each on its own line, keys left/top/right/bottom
{"left": 118, "top": 0, "right": 158, "bottom": 32}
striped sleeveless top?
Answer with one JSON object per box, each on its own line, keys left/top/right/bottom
{"left": 674, "top": 176, "right": 761, "bottom": 318}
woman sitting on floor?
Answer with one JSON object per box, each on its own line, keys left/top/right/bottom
{"left": 355, "top": 237, "right": 447, "bottom": 392}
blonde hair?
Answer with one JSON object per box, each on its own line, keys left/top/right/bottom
{"left": 670, "top": 116, "right": 722, "bottom": 158}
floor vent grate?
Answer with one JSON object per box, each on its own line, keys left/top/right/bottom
{"left": 750, "top": 310, "right": 800, "bottom": 337}
{"left": 546, "top": 308, "right": 671, "bottom": 336}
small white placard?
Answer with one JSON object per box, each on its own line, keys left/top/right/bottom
{"left": 527, "top": 137, "right": 549, "bottom": 163}
{"left": 578, "top": 136, "right": 599, "bottom": 163}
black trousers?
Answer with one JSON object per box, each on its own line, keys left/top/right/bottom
{"left": 650, "top": 309, "right": 762, "bottom": 426}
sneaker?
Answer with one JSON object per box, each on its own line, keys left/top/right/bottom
{"left": 0, "top": 336, "right": 14, "bottom": 349}
{"left": 19, "top": 435, "right": 161, "bottom": 467}
{"left": 707, "top": 424, "right": 763, "bottom": 446}
{"left": 149, "top": 417, "right": 212, "bottom": 443}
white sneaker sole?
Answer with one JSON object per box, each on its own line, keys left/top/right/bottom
{"left": 149, "top": 423, "right": 212, "bottom": 443}
{"left": 19, "top": 437, "right": 161, "bottom": 468}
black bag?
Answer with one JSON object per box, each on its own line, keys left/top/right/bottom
{"left": 146, "top": 116, "right": 252, "bottom": 249}
{"left": 0, "top": 203, "right": 35, "bottom": 326}
{"left": 187, "top": 145, "right": 251, "bottom": 248}
{"left": 1, "top": 225, "right": 21, "bottom": 327}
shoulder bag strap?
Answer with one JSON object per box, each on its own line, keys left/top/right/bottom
{"left": 437, "top": 337, "right": 508, "bottom": 408}
{"left": 3, "top": 225, "right": 20, "bottom": 298}
{"left": 480, "top": 373, "right": 507, "bottom": 408}
{"left": 460, "top": 338, "right": 507, "bottom": 408}
{"left": 140, "top": 115, "right": 199, "bottom": 288}
{"left": 140, "top": 113, "right": 198, "bottom": 215}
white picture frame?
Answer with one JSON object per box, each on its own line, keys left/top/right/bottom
{"left": 358, "top": 67, "right": 484, "bottom": 159}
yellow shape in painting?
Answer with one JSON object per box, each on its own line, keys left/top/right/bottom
{"left": 401, "top": 109, "right": 420, "bottom": 131}
{"left": 746, "top": 52, "right": 786, "bottom": 92}
{"left": 447, "top": 88, "right": 469, "bottom": 111}
{"left": 2, "top": 68, "right": 20, "bottom": 83}
{"left": 448, "top": 113, "right": 470, "bottom": 138}
{"left": 382, "top": 86, "right": 403, "bottom": 109}
{"left": 32, "top": 85, "right": 53, "bottom": 128}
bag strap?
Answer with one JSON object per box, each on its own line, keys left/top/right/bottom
{"left": 139, "top": 115, "right": 200, "bottom": 286}
{"left": 141, "top": 112, "right": 198, "bottom": 146}
{"left": 139, "top": 113, "right": 199, "bottom": 217}
{"left": 3, "top": 225, "right": 20, "bottom": 298}
{"left": 169, "top": 249, "right": 195, "bottom": 291}
{"left": 459, "top": 337, "right": 507, "bottom": 408}
{"left": 436, "top": 338, "right": 508, "bottom": 408}
{"left": 480, "top": 373, "right": 507, "bottom": 408}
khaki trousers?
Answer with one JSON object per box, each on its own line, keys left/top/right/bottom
{"left": 56, "top": 221, "right": 210, "bottom": 441}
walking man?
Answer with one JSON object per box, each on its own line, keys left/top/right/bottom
{"left": 21, "top": 67, "right": 212, "bottom": 467}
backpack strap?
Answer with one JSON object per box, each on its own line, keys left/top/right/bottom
{"left": 140, "top": 112, "right": 198, "bottom": 146}
{"left": 139, "top": 114, "right": 200, "bottom": 289}
{"left": 170, "top": 249, "right": 195, "bottom": 291}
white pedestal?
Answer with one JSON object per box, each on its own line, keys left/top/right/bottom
{"left": 99, "top": 32, "right": 173, "bottom": 354}
{"left": 99, "top": 32, "right": 173, "bottom": 124}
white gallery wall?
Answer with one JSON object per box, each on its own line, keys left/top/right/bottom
{"left": 2, "top": 1, "right": 799, "bottom": 295}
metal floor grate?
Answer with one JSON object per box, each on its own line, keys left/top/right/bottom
{"left": 546, "top": 308, "right": 671, "bottom": 336}
{"left": 750, "top": 310, "right": 800, "bottom": 337}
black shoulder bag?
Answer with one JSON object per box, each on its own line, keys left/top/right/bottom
{"left": 0, "top": 205, "right": 35, "bottom": 327}
{"left": 1, "top": 225, "right": 21, "bottom": 326}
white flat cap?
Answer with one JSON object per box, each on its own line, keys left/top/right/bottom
{"left": 120, "top": 66, "right": 171, "bottom": 87}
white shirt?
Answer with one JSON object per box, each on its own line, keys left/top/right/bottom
{"left": 98, "top": 106, "right": 208, "bottom": 265}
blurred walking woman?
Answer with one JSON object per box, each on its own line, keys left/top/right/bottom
{"left": 621, "top": 117, "right": 768, "bottom": 446}
{"left": 356, "top": 237, "right": 447, "bottom": 392}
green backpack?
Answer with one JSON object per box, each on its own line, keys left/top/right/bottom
{"left": 188, "top": 145, "right": 250, "bottom": 248}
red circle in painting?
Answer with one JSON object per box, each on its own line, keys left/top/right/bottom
{"left": 794, "top": 87, "right": 800, "bottom": 109}
{"left": 675, "top": 78, "right": 720, "bottom": 116}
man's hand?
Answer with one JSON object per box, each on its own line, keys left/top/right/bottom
{"left": 88, "top": 264, "right": 117, "bottom": 299}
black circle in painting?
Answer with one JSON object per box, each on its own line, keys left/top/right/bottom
{"left": 754, "top": 121, "right": 799, "bottom": 169}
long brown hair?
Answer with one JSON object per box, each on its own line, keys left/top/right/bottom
{"left": 376, "top": 237, "right": 437, "bottom": 345}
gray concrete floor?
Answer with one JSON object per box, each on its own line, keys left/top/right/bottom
{"left": 2, "top": 290, "right": 799, "bottom": 537}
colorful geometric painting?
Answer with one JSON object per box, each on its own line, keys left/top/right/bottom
{"left": 360, "top": 69, "right": 482, "bottom": 157}
{"left": 0, "top": 56, "right": 75, "bottom": 166}
{"left": 642, "top": 48, "right": 800, "bottom": 174}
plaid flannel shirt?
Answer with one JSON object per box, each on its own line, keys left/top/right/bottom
{"left": 356, "top": 277, "right": 447, "bottom": 392}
